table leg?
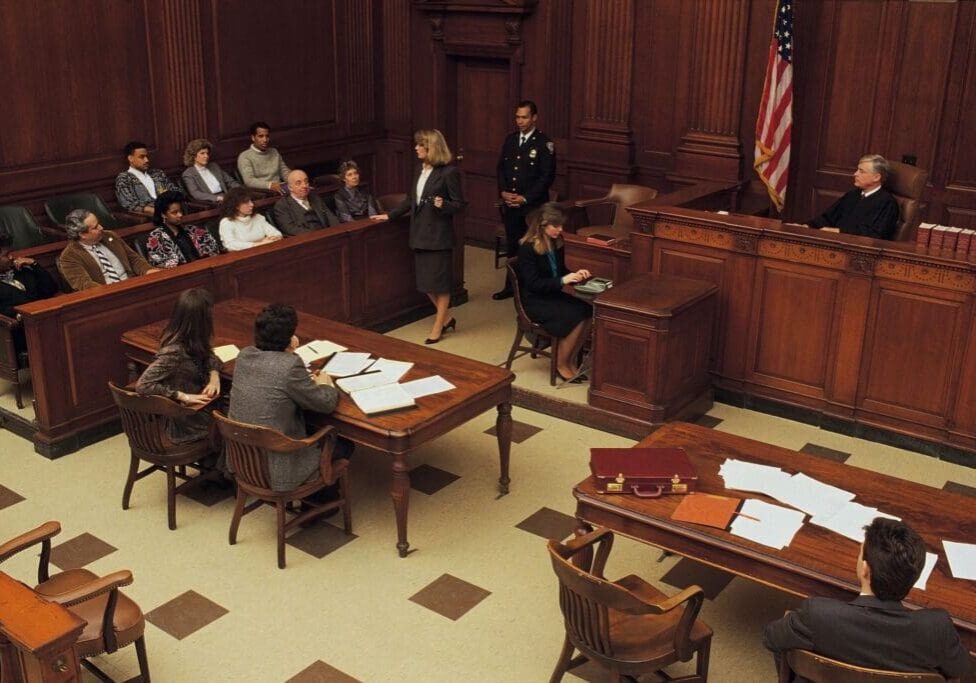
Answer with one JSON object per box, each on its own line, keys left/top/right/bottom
{"left": 495, "top": 402, "right": 512, "bottom": 494}
{"left": 391, "top": 454, "right": 410, "bottom": 557}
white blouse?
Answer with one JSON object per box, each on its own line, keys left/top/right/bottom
{"left": 219, "top": 214, "right": 282, "bottom": 251}
{"left": 416, "top": 166, "right": 432, "bottom": 203}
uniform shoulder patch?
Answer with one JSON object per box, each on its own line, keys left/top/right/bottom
{"left": 547, "top": 141, "right": 555, "bottom": 153}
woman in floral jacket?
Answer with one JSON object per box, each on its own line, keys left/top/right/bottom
{"left": 146, "top": 191, "right": 221, "bottom": 268}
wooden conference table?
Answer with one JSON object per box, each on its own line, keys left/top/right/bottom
{"left": 573, "top": 422, "right": 976, "bottom": 652}
{"left": 122, "top": 298, "right": 515, "bottom": 557}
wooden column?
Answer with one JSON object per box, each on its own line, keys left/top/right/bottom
{"left": 156, "top": 0, "right": 207, "bottom": 163}
{"left": 672, "top": 0, "right": 750, "bottom": 183}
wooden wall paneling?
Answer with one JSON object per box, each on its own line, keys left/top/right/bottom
{"left": 376, "top": 0, "right": 413, "bottom": 194}
{"left": 823, "top": 259, "right": 874, "bottom": 419}
{"left": 671, "top": 0, "right": 749, "bottom": 184}
{"left": 337, "top": 0, "right": 376, "bottom": 137}
{"left": 950, "top": 307, "right": 976, "bottom": 449}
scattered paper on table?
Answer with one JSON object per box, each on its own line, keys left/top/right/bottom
{"left": 400, "top": 375, "right": 455, "bottom": 399}
{"left": 913, "top": 552, "right": 939, "bottom": 591}
{"left": 214, "top": 344, "right": 240, "bottom": 363}
{"left": 367, "top": 358, "right": 413, "bottom": 382}
{"left": 720, "top": 459, "right": 793, "bottom": 497}
{"left": 324, "top": 352, "right": 373, "bottom": 377}
{"left": 729, "top": 499, "right": 806, "bottom": 549}
{"left": 295, "top": 340, "right": 346, "bottom": 365}
{"left": 349, "top": 382, "right": 415, "bottom": 415}
{"left": 943, "top": 540, "right": 976, "bottom": 581}
{"left": 336, "top": 371, "right": 399, "bottom": 393}
{"left": 775, "top": 473, "right": 856, "bottom": 518}
{"left": 810, "top": 502, "right": 900, "bottom": 543}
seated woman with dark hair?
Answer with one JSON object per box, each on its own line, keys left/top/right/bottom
{"left": 218, "top": 187, "right": 282, "bottom": 252}
{"left": 181, "top": 138, "right": 240, "bottom": 204}
{"left": 333, "top": 160, "right": 380, "bottom": 222}
{"left": 136, "top": 288, "right": 222, "bottom": 444}
{"left": 145, "top": 191, "right": 221, "bottom": 268}
{"left": 516, "top": 202, "right": 593, "bottom": 383}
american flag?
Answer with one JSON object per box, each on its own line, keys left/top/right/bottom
{"left": 754, "top": 0, "right": 793, "bottom": 213}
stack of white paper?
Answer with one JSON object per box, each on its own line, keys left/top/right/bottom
{"left": 729, "top": 499, "right": 806, "bottom": 549}
{"left": 295, "top": 339, "right": 346, "bottom": 365}
{"left": 775, "top": 473, "right": 856, "bottom": 518}
{"left": 914, "top": 552, "right": 939, "bottom": 591}
{"left": 214, "top": 344, "right": 240, "bottom": 362}
{"left": 401, "top": 375, "right": 455, "bottom": 399}
{"left": 943, "top": 540, "right": 976, "bottom": 581}
{"left": 336, "top": 371, "right": 399, "bottom": 393}
{"left": 810, "top": 502, "right": 900, "bottom": 542}
{"left": 367, "top": 358, "right": 413, "bottom": 382}
{"left": 324, "top": 352, "right": 374, "bottom": 377}
{"left": 349, "top": 382, "right": 415, "bottom": 415}
{"left": 720, "top": 459, "right": 793, "bottom": 497}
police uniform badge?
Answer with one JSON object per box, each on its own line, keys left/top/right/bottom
{"left": 547, "top": 141, "right": 555, "bottom": 153}
{"left": 529, "top": 147, "right": 537, "bottom": 159}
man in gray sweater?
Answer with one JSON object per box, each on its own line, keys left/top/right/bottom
{"left": 237, "top": 121, "right": 291, "bottom": 195}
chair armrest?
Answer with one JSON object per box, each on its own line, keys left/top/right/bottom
{"left": 315, "top": 427, "right": 339, "bottom": 484}
{"left": 554, "top": 527, "right": 615, "bottom": 576}
{"left": 42, "top": 569, "right": 133, "bottom": 608}
{"left": 0, "top": 521, "right": 61, "bottom": 563}
{"left": 573, "top": 197, "right": 610, "bottom": 209}
{"left": 651, "top": 584, "right": 704, "bottom": 613}
{"left": 39, "top": 226, "right": 66, "bottom": 241}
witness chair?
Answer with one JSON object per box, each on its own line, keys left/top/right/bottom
{"left": 0, "top": 313, "right": 30, "bottom": 409}
{"left": 573, "top": 184, "right": 659, "bottom": 242}
{"left": 886, "top": 162, "right": 929, "bottom": 242}
{"left": 44, "top": 193, "right": 141, "bottom": 230}
{"left": 213, "top": 411, "right": 352, "bottom": 569}
{"left": 109, "top": 382, "right": 220, "bottom": 531}
{"left": 0, "top": 205, "right": 60, "bottom": 248}
{"left": 493, "top": 189, "right": 560, "bottom": 269}
{"left": 503, "top": 259, "right": 559, "bottom": 386}
{"left": 0, "top": 521, "right": 151, "bottom": 682}
{"left": 779, "top": 649, "right": 952, "bottom": 683}
{"left": 548, "top": 528, "right": 712, "bottom": 683}
{"left": 377, "top": 192, "right": 407, "bottom": 214}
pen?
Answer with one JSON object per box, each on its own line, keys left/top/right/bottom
{"left": 733, "top": 511, "right": 761, "bottom": 522}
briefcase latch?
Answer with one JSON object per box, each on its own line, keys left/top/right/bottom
{"left": 671, "top": 474, "right": 687, "bottom": 494}
{"left": 606, "top": 473, "right": 626, "bottom": 493}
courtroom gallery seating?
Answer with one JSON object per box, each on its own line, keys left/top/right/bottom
{"left": 0, "top": 204, "right": 57, "bottom": 249}
{"left": 0, "top": 521, "right": 151, "bottom": 683}
{"left": 780, "top": 648, "right": 952, "bottom": 683}
{"left": 886, "top": 161, "right": 929, "bottom": 242}
{"left": 110, "top": 382, "right": 220, "bottom": 531}
{"left": 44, "top": 192, "right": 139, "bottom": 230}
{"left": 504, "top": 258, "right": 559, "bottom": 386}
{"left": 214, "top": 411, "right": 352, "bottom": 569}
{"left": 573, "top": 183, "right": 659, "bottom": 241}
{"left": 547, "top": 528, "right": 712, "bottom": 682}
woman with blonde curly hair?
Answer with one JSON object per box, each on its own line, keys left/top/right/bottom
{"left": 181, "top": 138, "right": 240, "bottom": 203}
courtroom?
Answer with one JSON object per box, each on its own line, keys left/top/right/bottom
{"left": 1, "top": 2, "right": 975, "bottom": 682}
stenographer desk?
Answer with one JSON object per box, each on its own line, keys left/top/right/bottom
{"left": 122, "top": 298, "right": 514, "bottom": 557}
{"left": 573, "top": 422, "right": 976, "bottom": 652}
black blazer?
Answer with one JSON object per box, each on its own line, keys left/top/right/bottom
{"left": 272, "top": 194, "right": 340, "bottom": 236}
{"left": 388, "top": 165, "right": 466, "bottom": 250}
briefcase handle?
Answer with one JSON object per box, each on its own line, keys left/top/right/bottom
{"left": 631, "top": 484, "right": 664, "bottom": 498}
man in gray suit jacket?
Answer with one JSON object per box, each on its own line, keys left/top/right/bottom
{"left": 228, "top": 303, "right": 341, "bottom": 491}
{"left": 272, "top": 169, "right": 339, "bottom": 236}
{"left": 764, "top": 518, "right": 971, "bottom": 681}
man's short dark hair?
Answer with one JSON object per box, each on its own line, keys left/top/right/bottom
{"left": 254, "top": 303, "right": 297, "bottom": 352}
{"left": 863, "top": 518, "right": 926, "bottom": 601}
{"left": 517, "top": 100, "right": 538, "bottom": 116}
{"left": 249, "top": 121, "right": 271, "bottom": 136}
{"left": 124, "top": 141, "right": 147, "bottom": 157}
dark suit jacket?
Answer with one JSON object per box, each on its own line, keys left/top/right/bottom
{"left": 0, "top": 264, "right": 59, "bottom": 319}
{"left": 181, "top": 162, "right": 240, "bottom": 203}
{"left": 764, "top": 595, "right": 971, "bottom": 681}
{"left": 387, "top": 165, "right": 466, "bottom": 250}
{"left": 57, "top": 231, "right": 153, "bottom": 291}
{"left": 272, "top": 194, "right": 339, "bottom": 236}
{"left": 228, "top": 346, "right": 339, "bottom": 491}
{"left": 496, "top": 129, "right": 556, "bottom": 207}
{"left": 808, "top": 188, "right": 900, "bottom": 240}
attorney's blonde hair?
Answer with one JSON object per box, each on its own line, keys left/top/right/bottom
{"left": 414, "top": 129, "right": 452, "bottom": 167}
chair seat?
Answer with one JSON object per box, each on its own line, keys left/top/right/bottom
{"left": 35, "top": 569, "right": 146, "bottom": 657}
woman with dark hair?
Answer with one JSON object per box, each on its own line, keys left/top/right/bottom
{"left": 218, "top": 187, "right": 282, "bottom": 251}
{"left": 373, "top": 129, "right": 466, "bottom": 344}
{"left": 145, "top": 191, "right": 221, "bottom": 269}
{"left": 181, "top": 138, "right": 240, "bottom": 203}
{"left": 334, "top": 160, "right": 379, "bottom": 222}
{"left": 516, "top": 202, "right": 593, "bottom": 383}
{"left": 136, "top": 288, "right": 222, "bottom": 442}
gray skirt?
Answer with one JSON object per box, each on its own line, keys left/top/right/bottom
{"left": 414, "top": 249, "right": 453, "bottom": 294}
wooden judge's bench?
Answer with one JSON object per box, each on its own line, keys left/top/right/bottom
{"left": 567, "top": 207, "right": 976, "bottom": 466}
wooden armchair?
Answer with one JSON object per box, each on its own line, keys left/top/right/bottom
{"left": 573, "top": 184, "right": 659, "bottom": 241}
{"left": 548, "top": 528, "right": 712, "bottom": 682}
{"left": 109, "top": 382, "right": 220, "bottom": 531}
{"left": 213, "top": 411, "right": 352, "bottom": 569}
{"left": 503, "top": 259, "right": 559, "bottom": 385}
{"left": 0, "top": 312, "right": 29, "bottom": 409}
{"left": 780, "top": 649, "right": 954, "bottom": 683}
{"left": 0, "top": 521, "right": 150, "bottom": 683}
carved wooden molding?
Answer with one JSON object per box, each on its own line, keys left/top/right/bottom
{"left": 876, "top": 258, "right": 976, "bottom": 292}
{"left": 759, "top": 240, "right": 848, "bottom": 270}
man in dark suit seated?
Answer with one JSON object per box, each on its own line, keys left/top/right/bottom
{"left": 764, "top": 517, "right": 971, "bottom": 681}
{"left": 807, "top": 154, "right": 900, "bottom": 239}
{"left": 0, "top": 231, "right": 59, "bottom": 352}
{"left": 272, "top": 170, "right": 339, "bottom": 236}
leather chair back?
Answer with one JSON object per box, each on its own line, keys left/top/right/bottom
{"left": 606, "top": 184, "right": 659, "bottom": 231}
{"left": 782, "top": 649, "right": 948, "bottom": 683}
{"left": 44, "top": 193, "right": 129, "bottom": 230}
{"left": 0, "top": 205, "right": 50, "bottom": 249}
{"left": 885, "top": 162, "right": 928, "bottom": 242}
{"left": 377, "top": 193, "right": 407, "bottom": 213}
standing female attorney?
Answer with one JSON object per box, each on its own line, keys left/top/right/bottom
{"left": 374, "top": 129, "right": 466, "bottom": 344}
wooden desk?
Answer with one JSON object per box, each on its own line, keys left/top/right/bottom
{"left": 573, "top": 422, "right": 976, "bottom": 652}
{"left": 122, "top": 298, "right": 515, "bottom": 557}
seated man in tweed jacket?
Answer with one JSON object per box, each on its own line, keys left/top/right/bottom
{"left": 58, "top": 209, "right": 158, "bottom": 291}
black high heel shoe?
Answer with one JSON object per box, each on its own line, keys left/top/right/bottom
{"left": 424, "top": 335, "right": 441, "bottom": 345}
{"left": 444, "top": 318, "right": 457, "bottom": 333}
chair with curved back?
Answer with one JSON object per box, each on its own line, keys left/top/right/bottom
{"left": 0, "top": 205, "right": 58, "bottom": 248}
{"left": 886, "top": 161, "right": 929, "bottom": 242}
{"left": 213, "top": 411, "right": 352, "bottom": 569}
{"left": 44, "top": 192, "right": 141, "bottom": 230}
{"left": 0, "top": 521, "right": 151, "bottom": 683}
{"left": 503, "top": 258, "right": 559, "bottom": 386}
{"left": 574, "top": 184, "right": 659, "bottom": 241}
{"left": 548, "top": 527, "right": 712, "bottom": 682}
{"left": 109, "top": 381, "right": 219, "bottom": 531}
{"left": 780, "top": 648, "right": 953, "bottom": 683}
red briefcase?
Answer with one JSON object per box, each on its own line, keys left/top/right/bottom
{"left": 590, "top": 447, "right": 697, "bottom": 497}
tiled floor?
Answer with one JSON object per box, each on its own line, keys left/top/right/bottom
{"left": 1, "top": 245, "right": 974, "bottom": 682}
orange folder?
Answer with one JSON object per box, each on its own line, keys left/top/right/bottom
{"left": 670, "top": 493, "right": 743, "bottom": 530}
